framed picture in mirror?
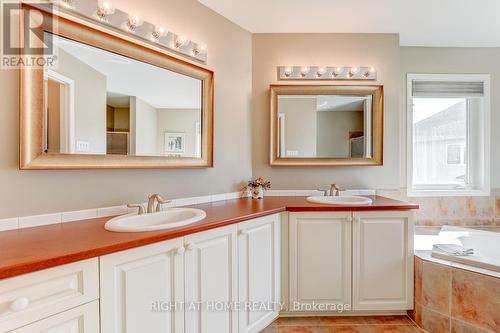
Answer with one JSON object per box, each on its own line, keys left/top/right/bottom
{"left": 270, "top": 85, "right": 384, "bottom": 166}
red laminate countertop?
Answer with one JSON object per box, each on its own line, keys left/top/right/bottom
{"left": 0, "top": 196, "right": 418, "bottom": 279}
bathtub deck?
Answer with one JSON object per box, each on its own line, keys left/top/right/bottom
{"left": 260, "top": 315, "right": 424, "bottom": 332}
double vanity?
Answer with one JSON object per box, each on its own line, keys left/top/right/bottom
{"left": 0, "top": 196, "right": 417, "bottom": 333}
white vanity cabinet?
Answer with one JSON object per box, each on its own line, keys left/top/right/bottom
{"left": 289, "top": 212, "right": 352, "bottom": 312}
{"left": 288, "top": 211, "right": 414, "bottom": 313}
{"left": 238, "top": 215, "right": 280, "bottom": 333}
{"left": 352, "top": 211, "right": 414, "bottom": 311}
{"left": 184, "top": 225, "right": 238, "bottom": 333}
{"left": 99, "top": 237, "right": 185, "bottom": 333}
{"left": 99, "top": 214, "right": 280, "bottom": 333}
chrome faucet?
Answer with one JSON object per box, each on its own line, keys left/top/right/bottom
{"left": 330, "top": 183, "right": 345, "bottom": 196}
{"left": 317, "top": 183, "right": 346, "bottom": 196}
{"left": 127, "top": 194, "right": 171, "bottom": 215}
{"left": 147, "top": 194, "right": 171, "bottom": 213}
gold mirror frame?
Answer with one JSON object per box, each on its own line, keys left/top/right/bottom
{"left": 270, "top": 85, "right": 384, "bottom": 166}
{"left": 20, "top": 4, "right": 214, "bottom": 169}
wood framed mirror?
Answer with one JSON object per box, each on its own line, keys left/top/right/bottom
{"left": 19, "top": 4, "right": 214, "bottom": 169}
{"left": 270, "top": 85, "right": 383, "bottom": 166}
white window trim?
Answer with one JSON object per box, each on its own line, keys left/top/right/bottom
{"left": 406, "top": 73, "right": 491, "bottom": 197}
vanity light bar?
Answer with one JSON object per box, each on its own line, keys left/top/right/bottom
{"left": 50, "top": 0, "right": 208, "bottom": 63}
{"left": 278, "top": 66, "right": 377, "bottom": 80}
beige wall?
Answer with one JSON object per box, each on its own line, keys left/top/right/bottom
{"left": 316, "top": 111, "right": 364, "bottom": 157}
{"left": 157, "top": 109, "right": 201, "bottom": 157}
{"left": 130, "top": 97, "right": 158, "bottom": 156}
{"left": 54, "top": 47, "right": 107, "bottom": 154}
{"left": 0, "top": 0, "right": 252, "bottom": 219}
{"left": 252, "top": 33, "right": 401, "bottom": 189}
{"left": 400, "top": 47, "right": 500, "bottom": 188}
{"left": 280, "top": 97, "right": 317, "bottom": 157}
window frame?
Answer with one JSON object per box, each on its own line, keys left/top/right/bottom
{"left": 406, "top": 73, "right": 491, "bottom": 197}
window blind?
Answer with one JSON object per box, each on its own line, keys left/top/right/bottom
{"left": 412, "top": 80, "right": 484, "bottom": 97}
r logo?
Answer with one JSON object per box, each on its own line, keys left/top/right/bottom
{"left": 1, "top": 2, "right": 55, "bottom": 68}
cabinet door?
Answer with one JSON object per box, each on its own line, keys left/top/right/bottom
{"left": 184, "top": 225, "right": 238, "bottom": 333}
{"left": 100, "top": 238, "right": 185, "bottom": 333}
{"left": 289, "top": 212, "right": 351, "bottom": 312}
{"left": 10, "top": 300, "right": 99, "bottom": 333}
{"left": 352, "top": 211, "right": 414, "bottom": 311}
{"left": 238, "top": 214, "right": 280, "bottom": 333}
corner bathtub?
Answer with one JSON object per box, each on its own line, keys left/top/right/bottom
{"left": 415, "top": 226, "right": 500, "bottom": 275}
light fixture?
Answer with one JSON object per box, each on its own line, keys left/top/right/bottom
{"left": 278, "top": 66, "right": 376, "bottom": 80}
{"left": 300, "top": 66, "right": 310, "bottom": 77}
{"left": 174, "top": 35, "right": 188, "bottom": 49}
{"left": 151, "top": 26, "right": 167, "bottom": 42}
{"left": 95, "top": 0, "right": 115, "bottom": 22}
{"left": 317, "top": 67, "right": 326, "bottom": 77}
{"left": 125, "top": 15, "right": 143, "bottom": 32}
{"left": 54, "top": 0, "right": 207, "bottom": 62}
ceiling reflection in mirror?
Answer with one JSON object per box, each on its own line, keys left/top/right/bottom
{"left": 277, "top": 94, "right": 373, "bottom": 158}
{"left": 44, "top": 32, "right": 202, "bottom": 158}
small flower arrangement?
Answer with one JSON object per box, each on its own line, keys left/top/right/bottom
{"left": 244, "top": 177, "right": 271, "bottom": 199}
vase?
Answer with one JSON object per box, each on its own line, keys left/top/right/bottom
{"left": 251, "top": 186, "right": 264, "bottom": 199}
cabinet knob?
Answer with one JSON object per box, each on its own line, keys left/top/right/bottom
{"left": 239, "top": 229, "right": 249, "bottom": 236}
{"left": 176, "top": 246, "right": 186, "bottom": 255}
{"left": 186, "top": 242, "right": 196, "bottom": 251}
{"left": 10, "top": 297, "right": 29, "bottom": 312}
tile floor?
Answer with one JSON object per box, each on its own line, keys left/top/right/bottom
{"left": 260, "top": 316, "right": 425, "bottom": 333}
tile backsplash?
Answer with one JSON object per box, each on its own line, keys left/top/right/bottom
{"left": 377, "top": 188, "right": 500, "bottom": 228}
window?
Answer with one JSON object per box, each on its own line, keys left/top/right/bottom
{"left": 407, "top": 74, "right": 490, "bottom": 197}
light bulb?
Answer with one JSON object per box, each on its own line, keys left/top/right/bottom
{"left": 192, "top": 44, "right": 206, "bottom": 56}
{"left": 96, "top": 0, "right": 115, "bottom": 21}
{"left": 300, "top": 66, "right": 310, "bottom": 77}
{"left": 125, "top": 15, "right": 143, "bottom": 31}
{"left": 333, "top": 67, "right": 343, "bottom": 76}
{"left": 284, "top": 67, "right": 293, "bottom": 77}
{"left": 175, "top": 36, "right": 187, "bottom": 49}
{"left": 363, "top": 67, "right": 376, "bottom": 78}
{"left": 151, "top": 26, "right": 167, "bottom": 41}
{"left": 317, "top": 67, "right": 326, "bottom": 77}
{"left": 349, "top": 67, "right": 359, "bottom": 76}
{"left": 58, "top": 0, "right": 75, "bottom": 9}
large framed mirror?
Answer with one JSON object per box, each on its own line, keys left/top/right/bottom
{"left": 20, "top": 4, "right": 213, "bottom": 169}
{"left": 270, "top": 85, "right": 383, "bottom": 166}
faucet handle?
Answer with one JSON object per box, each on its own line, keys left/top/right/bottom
{"left": 155, "top": 194, "right": 172, "bottom": 212}
{"left": 316, "top": 189, "right": 329, "bottom": 196}
{"left": 127, "top": 203, "right": 146, "bottom": 215}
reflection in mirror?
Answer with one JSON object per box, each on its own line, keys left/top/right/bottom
{"left": 44, "top": 32, "right": 202, "bottom": 158}
{"left": 277, "top": 95, "right": 373, "bottom": 158}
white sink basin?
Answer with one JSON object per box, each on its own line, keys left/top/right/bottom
{"left": 307, "top": 195, "right": 373, "bottom": 205}
{"left": 105, "top": 208, "right": 207, "bottom": 232}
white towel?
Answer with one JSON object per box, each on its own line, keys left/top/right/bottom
{"left": 432, "top": 244, "right": 474, "bottom": 256}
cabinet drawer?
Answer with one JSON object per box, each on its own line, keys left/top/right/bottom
{"left": 0, "top": 258, "right": 99, "bottom": 332}
{"left": 9, "top": 300, "right": 99, "bottom": 333}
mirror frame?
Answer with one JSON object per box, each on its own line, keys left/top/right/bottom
{"left": 20, "top": 4, "right": 214, "bottom": 169}
{"left": 270, "top": 85, "right": 384, "bottom": 166}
